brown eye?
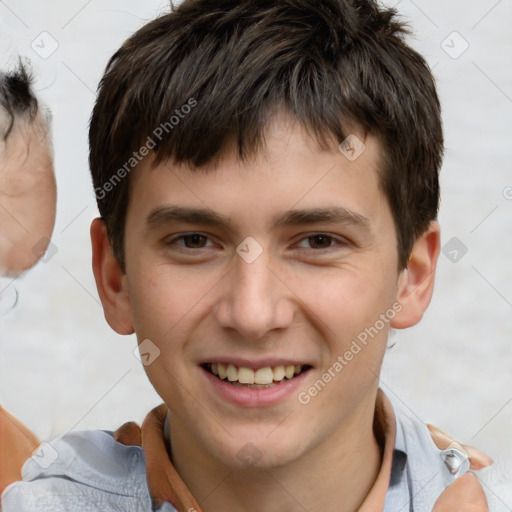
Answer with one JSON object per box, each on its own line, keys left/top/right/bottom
{"left": 307, "top": 234, "right": 332, "bottom": 249}
{"left": 181, "top": 234, "right": 208, "bottom": 248}
{"left": 294, "top": 233, "right": 349, "bottom": 252}
{"left": 164, "top": 233, "right": 214, "bottom": 250}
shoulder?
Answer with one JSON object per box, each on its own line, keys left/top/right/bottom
{"left": 384, "top": 390, "right": 511, "bottom": 511}
{"left": 384, "top": 391, "right": 472, "bottom": 509}
{"left": 1, "top": 429, "right": 153, "bottom": 512}
{"left": 0, "top": 407, "right": 39, "bottom": 493}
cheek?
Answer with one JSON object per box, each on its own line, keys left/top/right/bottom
{"left": 129, "top": 274, "right": 194, "bottom": 402}
{"left": 293, "top": 266, "right": 397, "bottom": 376}
{"left": 299, "top": 268, "right": 389, "bottom": 330}
{"left": 127, "top": 262, "right": 214, "bottom": 346}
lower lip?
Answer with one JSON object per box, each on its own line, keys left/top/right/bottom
{"left": 201, "top": 367, "right": 311, "bottom": 408}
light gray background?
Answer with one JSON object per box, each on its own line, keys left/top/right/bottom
{"left": 0, "top": 0, "right": 511, "bottom": 496}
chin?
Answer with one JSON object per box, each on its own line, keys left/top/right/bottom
{"left": 210, "top": 433, "right": 306, "bottom": 471}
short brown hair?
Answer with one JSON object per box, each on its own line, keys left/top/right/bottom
{"left": 89, "top": 0, "right": 443, "bottom": 271}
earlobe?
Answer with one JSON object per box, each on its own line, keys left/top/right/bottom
{"left": 90, "top": 217, "right": 135, "bottom": 335}
{"left": 390, "top": 221, "right": 441, "bottom": 329}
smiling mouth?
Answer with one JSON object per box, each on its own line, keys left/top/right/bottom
{"left": 202, "top": 363, "right": 312, "bottom": 389}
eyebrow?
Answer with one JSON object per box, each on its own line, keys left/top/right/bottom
{"left": 146, "top": 205, "right": 371, "bottom": 234}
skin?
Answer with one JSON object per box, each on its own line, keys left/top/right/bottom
{"left": 0, "top": 103, "right": 55, "bottom": 492}
{"left": 434, "top": 473, "right": 488, "bottom": 511}
{"left": 430, "top": 424, "right": 489, "bottom": 511}
{"left": 92, "top": 111, "right": 485, "bottom": 511}
{"left": 0, "top": 108, "right": 56, "bottom": 275}
{"left": 112, "top": 419, "right": 490, "bottom": 511}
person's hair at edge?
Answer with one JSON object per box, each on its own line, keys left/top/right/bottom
{"left": 89, "top": 0, "right": 444, "bottom": 272}
{"left": 0, "top": 59, "right": 40, "bottom": 140}
{"left": 0, "top": 59, "right": 55, "bottom": 276}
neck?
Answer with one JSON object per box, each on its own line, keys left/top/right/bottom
{"left": 167, "top": 390, "right": 383, "bottom": 512}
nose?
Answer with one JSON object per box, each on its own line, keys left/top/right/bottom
{"left": 213, "top": 248, "right": 295, "bottom": 341}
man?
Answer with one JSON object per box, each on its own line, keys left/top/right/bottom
{"left": 0, "top": 61, "right": 55, "bottom": 493}
{"left": 0, "top": 62, "right": 56, "bottom": 275}
{"left": 2, "top": 1, "right": 503, "bottom": 510}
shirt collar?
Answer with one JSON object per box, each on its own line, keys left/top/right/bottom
{"left": 141, "top": 388, "right": 398, "bottom": 512}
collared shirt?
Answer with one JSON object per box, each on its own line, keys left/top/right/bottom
{"left": 1, "top": 389, "right": 508, "bottom": 511}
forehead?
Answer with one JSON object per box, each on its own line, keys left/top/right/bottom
{"left": 127, "top": 114, "right": 387, "bottom": 234}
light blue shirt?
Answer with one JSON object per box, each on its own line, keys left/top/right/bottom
{"left": 2, "top": 391, "right": 509, "bottom": 511}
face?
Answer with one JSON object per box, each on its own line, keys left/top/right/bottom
{"left": 94, "top": 112, "right": 439, "bottom": 470}
{"left": 0, "top": 110, "right": 56, "bottom": 275}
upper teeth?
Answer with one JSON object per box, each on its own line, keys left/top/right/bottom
{"left": 210, "top": 363, "right": 303, "bottom": 385}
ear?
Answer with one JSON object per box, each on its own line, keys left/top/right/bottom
{"left": 90, "top": 217, "right": 134, "bottom": 335}
{"left": 390, "top": 221, "right": 441, "bottom": 329}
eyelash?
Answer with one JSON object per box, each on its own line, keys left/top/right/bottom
{"left": 164, "top": 232, "right": 349, "bottom": 253}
